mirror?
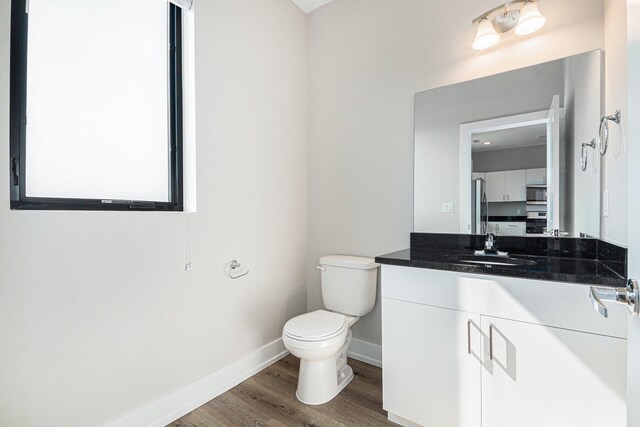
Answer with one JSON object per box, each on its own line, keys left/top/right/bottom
{"left": 414, "top": 50, "right": 602, "bottom": 238}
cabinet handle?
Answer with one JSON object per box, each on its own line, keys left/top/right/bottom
{"left": 489, "top": 324, "right": 494, "bottom": 360}
{"left": 467, "top": 320, "right": 471, "bottom": 354}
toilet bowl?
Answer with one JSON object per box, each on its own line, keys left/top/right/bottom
{"left": 282, "top": 255, "right": 379, "bottom": 405}
{"left": 283, "top": 310, "right": 357, "bottom": 405}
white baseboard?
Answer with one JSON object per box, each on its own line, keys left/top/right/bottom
{"left": 107, "top": 338, "right": 288, "bottom": 427}
{"left": 347, "top": 338, "right": 382, "bottom": 368}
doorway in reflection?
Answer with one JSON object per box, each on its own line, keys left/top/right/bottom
{"left": 472, "top": 122, "right": 548, "bottom": 236}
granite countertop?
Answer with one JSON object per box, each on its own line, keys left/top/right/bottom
{"left": 375, "top": 248, "right": 627, "bottom": 288}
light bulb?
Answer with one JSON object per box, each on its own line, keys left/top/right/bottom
{"left": 515, "top": 1, "right": 546, "bottom": 35}
{"left": 472, "top": 18, "right": 500, "bottom": 50}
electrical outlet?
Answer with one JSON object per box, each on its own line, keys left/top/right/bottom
{"left": 442, "top": 202, "right": 454, "bottom": 213}
{"left": 603, "top": 190, "right": 609, "bottom": 217}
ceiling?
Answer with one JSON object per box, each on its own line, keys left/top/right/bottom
{"left": 472, "top": 123, "right": 547, "bottom": 152}
{"left": 291, "top": 0, "right": 335, "bottom": 13}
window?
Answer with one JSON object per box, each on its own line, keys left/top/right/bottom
{"left": 9, "top": 0, "right": 183, "bottom": 211}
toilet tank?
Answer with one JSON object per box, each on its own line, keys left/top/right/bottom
{"left": 319, "top": 255, "right": 380, "bottom": 317}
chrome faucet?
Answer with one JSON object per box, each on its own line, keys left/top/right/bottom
{"left": 474, "top": 233, "right": 509, "bottom": 257}
{"left": 485, "top": 233, "right": 497, "bottom": 253}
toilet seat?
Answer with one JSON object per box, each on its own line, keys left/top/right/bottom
{"left": 283, "top": 310, "right": 347, "bottom": 342}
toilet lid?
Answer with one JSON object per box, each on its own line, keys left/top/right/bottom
{"left": 283, "top": 310, "right": 347, "bottom": 341}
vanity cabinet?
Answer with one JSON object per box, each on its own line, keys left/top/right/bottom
{"left": 485, "top": 170, "right": 526, "bottom": 202}
{"left": 481, "top": 315, "right": 626, "bottom": 427}
{"left": 383, "top": 299, "right": 481, "bottom": 427}
{"left": 381, "top": 265, "right": 627, "bottom": 427}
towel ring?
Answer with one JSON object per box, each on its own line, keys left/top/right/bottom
{"left": 598, "top": 110, "right": 621, "bottom": 156}
{"left": 581, "top": 139, "right": 597, "bottom": 171}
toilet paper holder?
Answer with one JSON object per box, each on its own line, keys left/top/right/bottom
{"left": 226, "top": 259, "right": 249, "bottom": 279}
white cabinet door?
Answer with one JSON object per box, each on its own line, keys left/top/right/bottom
{"left": 485, "top": 172, "right": 505, "bottom": 202}
{"left": 504, "top": 170, "right": 526, "bottom": 201}
{"left": 525, "top": 168, "right": 547, "bottom": 185}
{"left": 481, "top": 316, "right": 627, "bottom": 427}
{"left": 497, "top": 222, "right": 526, "bottom": 236}
{"left": 383, "top": 298, "right": 481, "bottom": 427}
{"left": 486, "top": 171, "right": 526, "bottom": 202}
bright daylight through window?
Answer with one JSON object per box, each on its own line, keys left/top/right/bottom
{"left": 10, "top": 0, "right": 183, "bottom": 211}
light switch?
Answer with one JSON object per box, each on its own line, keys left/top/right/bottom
{"left": 442, "top": 202, "right": 455, "bottom": 213}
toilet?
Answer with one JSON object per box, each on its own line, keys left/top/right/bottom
{"left": 282, "top": 255, "right": 379, "bottom": 405}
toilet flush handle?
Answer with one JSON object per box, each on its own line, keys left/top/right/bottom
{"left": 316, "top": 265, "right": 326, "bottom": 272}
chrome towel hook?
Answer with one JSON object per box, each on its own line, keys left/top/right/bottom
{"left": 581, "top": 138, "right": 597, "bottom": 172}
{"left": 598, "top": 109, "right": 621, "bottom": 156}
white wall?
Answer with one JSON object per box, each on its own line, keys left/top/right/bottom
{"left": 0, "top": 0, "right": 308, "bottom": 425}
{"left": 472, "top": 146, "right": 547, "bottom": 173}
{"left": 602, "top": 0, "right": 629, "bottom": 246}
{"left": 307, "top": 0, "right": 604, "bottom": 345}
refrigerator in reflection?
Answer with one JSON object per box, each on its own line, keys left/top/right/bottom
{"left": 471, "top": 178, "right": 488, "bottom": 234}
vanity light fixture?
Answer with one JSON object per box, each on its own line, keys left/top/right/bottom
{"left": 514, "top": 1, "right": 547, "bottom": 35}
{"left": 472, "top": 18, "right": 501, "bottom": 50}
{"left": 472, "top": 0, "right": 546, "bottom": 50}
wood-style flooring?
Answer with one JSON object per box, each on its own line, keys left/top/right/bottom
{"left": 169, "top": 355, "right": 398, "bottom": 427}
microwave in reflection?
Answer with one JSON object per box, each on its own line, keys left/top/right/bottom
{"left": 526, "top": 194, "right": 547, "bottom": 235}
{"left": 526, "top": 185, "right": 547, "bottom": 203}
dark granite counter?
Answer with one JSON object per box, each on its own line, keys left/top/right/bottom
{"left": 375, "top": 233, "right": 627, "bottom": 288}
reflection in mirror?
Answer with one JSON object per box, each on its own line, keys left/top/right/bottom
{"left": 472, "top": 122, "right": 548, "bottom": 236}
{"left": 414, "top": 50, "right": 601, "bottom": 238}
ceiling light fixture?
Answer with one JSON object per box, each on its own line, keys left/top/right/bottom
{"left": 472, "top": 0, "right": 546, "bottom": 50}
{"left": 483, "top": 141, "right": 493, "bottom": 145}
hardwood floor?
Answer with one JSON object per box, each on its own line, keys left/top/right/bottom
{"left": 169, "top": 355, "right": 398, "bottom": 427}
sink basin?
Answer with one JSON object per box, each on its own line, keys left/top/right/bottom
{"left": 448, "top": 255, "right": 537, "bottom": 267}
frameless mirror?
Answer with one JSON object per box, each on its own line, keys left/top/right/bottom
{"left": 414, "top": 50, "right": 602, "bottom": 238}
